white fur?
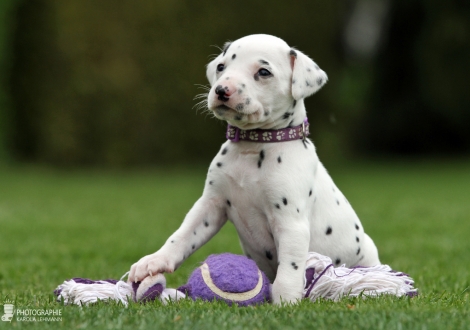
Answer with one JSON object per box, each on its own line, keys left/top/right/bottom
{"left": 129, "top": 34, "right": 380, "bottom": 304}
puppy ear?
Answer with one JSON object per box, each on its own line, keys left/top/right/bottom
{"left": 289, "top": 49, "right": 328, "bottom": 100}
{"left": 206, "top": 42, "right": 232, "bottom": 86}
{"left": 206, "top": 56, "right": 219, "bottom": 86}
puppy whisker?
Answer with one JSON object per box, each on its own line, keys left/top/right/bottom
{"left": 193, "top": 92, "right": 209, "bottom": 100}
{"left": 210, "top": 44, "right": 223, "bottom": 52}
{"left": 195, "top": 84, "right": 211, "bottom": 91}
{"left": 193, "top": 99, "right": 209, "bottom": 115}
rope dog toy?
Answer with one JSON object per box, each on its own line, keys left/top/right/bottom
{"left": 54, "top": 252, "right": 417, "bottom": 306}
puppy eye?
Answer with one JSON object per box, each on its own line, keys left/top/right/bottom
{"left": 216, "top": 64, "right": 225, "bottom": 72}
{"left": 258, "top": 68, "right": 272, "bottom": 77}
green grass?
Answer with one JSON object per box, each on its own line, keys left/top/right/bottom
{"left": 0, "top": 160, "right": 469, "bottom": 329}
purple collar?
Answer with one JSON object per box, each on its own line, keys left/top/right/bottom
{"left": 226, "top": 118, "right": 310, "bottom": 143}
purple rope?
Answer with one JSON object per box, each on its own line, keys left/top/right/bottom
{"left": 304, "top": 264, "right": 334, "bottom": 298}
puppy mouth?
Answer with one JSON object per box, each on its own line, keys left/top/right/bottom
{"left": 212, "top": 104, "right": 246, "bottom": 122}
{"left": 211, "top": 101, "right": 260, "bottom": 123}
{"left": 216, "top": 104, "right": 231, "bottom": 111}
{"left": 214, "top": 103, "right": 250, "bottom": 114}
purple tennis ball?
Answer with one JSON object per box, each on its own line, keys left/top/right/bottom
{"left": 185, "top": 253, "right": 271, "bottom": 306}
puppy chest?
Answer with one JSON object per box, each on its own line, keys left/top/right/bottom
{"left": 210, "top": 148, "right": 275, "bottom": 243}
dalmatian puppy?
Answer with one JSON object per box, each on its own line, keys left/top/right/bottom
{"left": 129, "top": 34, "right": 380, "bottom": 304}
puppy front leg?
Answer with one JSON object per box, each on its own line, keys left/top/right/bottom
{"left": 129, "top": 196, "right": 226, "bottom": 283}
{"left": 272, "top": 222, "right": 310, "bottom": 304}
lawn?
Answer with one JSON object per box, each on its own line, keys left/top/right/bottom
{"left": 0, "top": 159, "right": 469, "bottom": 329}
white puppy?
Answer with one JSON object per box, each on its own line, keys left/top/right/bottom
{"left": 129, "top": 34, "right": 380, "bottom": 304}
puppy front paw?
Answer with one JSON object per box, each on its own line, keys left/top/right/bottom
{"left": 271, "top": 280, "right": 303, "bottom": 305}
{"left": 129, "top": 252, "right": 175, "bottom": 283}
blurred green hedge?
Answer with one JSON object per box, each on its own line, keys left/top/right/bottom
{"left": 0, "top": 0, "right": 17, "bottom": 163}
{"left": 6, "top": 1, "right": 344, "bottom": 166}
{"left": 4, "top": 0, "right": 470, "bottom": 167}
{"left": 356, "top": 1, "right": 470, "bottom": 156}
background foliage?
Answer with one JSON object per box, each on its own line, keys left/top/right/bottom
{"left": 1, "top": 0, "right": 468, "bottom": 166}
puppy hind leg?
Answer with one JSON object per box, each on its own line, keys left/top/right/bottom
{"left": 356, "top": 233, "right": 380, "bottom": 266}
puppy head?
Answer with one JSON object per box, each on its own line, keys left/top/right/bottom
{"left": 206, "top": 34, "right": 327, "bottom": 130}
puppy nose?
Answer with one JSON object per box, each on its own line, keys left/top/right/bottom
{"left": 215, "top": 85, "right": 230, "bottom": 101}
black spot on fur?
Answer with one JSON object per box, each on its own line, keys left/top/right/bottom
{"left": 171, "top": 240, "right": 174, "bottom": 243}
{"left": 221, "top": 148, "right": 228, "bottom": 155}
{"left": 194, "top": 231, "right": 197, "bottom": 235}
{"left": 316, "top": 77, "right": 323, "bottom": 86}
{"left": 235, "top": 114, "right": 242, "bottom": 121}
{"left": 306, "top": 80, "right": 311, "bottom": 87}
{"left": 275, "top": 203, "right": 280, "bottom": 209}
{"left": 309, "top": 189, "right": 312, "bottom": 197}
{"left": 336, "top": 199, "right": 340, "bottom": 205}
{"left": 357, "top": 248, "right": 361, "bottom": 255}
{"left": 297, "top": 208, "right": 299, "bottom": 213}
{"left": 232, "top": 54, "right": 236, "bottom": 60}
{"left": 209, "top": 180, "right": 214, "bottom": 185}
{"left": 217, "top": 162, "right": 222, "bottom": 167}
{"left": 292, "top": 78, "right": 296, "bottom": 84}
{"left": 204, "top": 220, "right": 209, "bottom": 227}
{"left": 282, "top": 197, "right": 288, "bottom": 205}
{"left": 238, "top": 89, "right": 242, "bottom": 94}
{"left": 192, "top": 244, "right": 195, "bottom": 250}
{"left": 307, "top": 68, "right": 311, "bottom": 72}
{"left": 258, "top": 150, "right": 265, "bottom": 168}
{"left": 266, "top": 251, "right": 273, "bottom": 260}
{"left": 282, "top": 112, "right": 293, "bottom": 119}
{"left": 278, "top": 156, "right": 282, "bottom": 163}
{"left": 302, "top": 140, "right": 308, "bottom": 149}
{"left": 293, "top": 100, "right": 297, "bottom": 108}
{"left": 235, "top": 103, "right": 244, "bottom": 111}
{"left": 335, "top": 258, "right": 341, "bottom": 266}
{"left": 356, "top": 237, "right": 360, "bottom": 242}
{"left": 355, "top": 224, "right": 360, "bottom": 230}
{"left": 326, "top": 226, "right": 332, "bottom": 235}
{"left": 289, "top": 49, "right": 297, "bottom": 57}
{"left": 227, "top": 200, "right": 231, "bottom": 207}
{"left": 242, "top": 83, "right": 246, "bottom": 88}
{"left": 288, "top": 120, "right": 294, "bottom": 127}
{"left": 291, "top": 262, "right": 298, "bottom": 270}
{"left": 245, "top": 97, "right": 251, "bottom": 105}
{"left": 223, "top": 42, "right": 232, "bottom": 56}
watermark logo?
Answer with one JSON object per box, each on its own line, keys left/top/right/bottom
{"left": 1, "top": 300, "right": 62, "bottom": 323}
{"left": 1, "top": 300, "right": 14, "bottom": 322}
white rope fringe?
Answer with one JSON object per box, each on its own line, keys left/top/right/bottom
{"left": 303, "top": 252, "right": 417, "bottom": 301}
{"left": 55, "top": 271, "right": 186, "bottom": 306}
{"left": 55, "top": 278, "right": 134, "bottom": 306}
